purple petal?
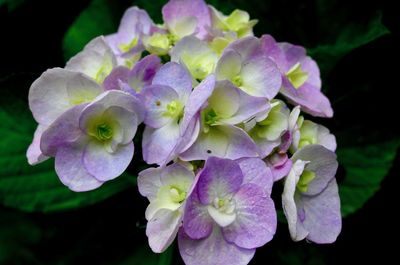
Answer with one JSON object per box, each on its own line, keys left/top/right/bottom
{"left": 266, "top": 153, "right": 293, "bottom": 181}
{"left": 27, "top": 125, "right": 49, "bottom": 165}
{"left": 162, "top": 0, "right": 211, "bottom": 39}
{"left": 180, "top": 75, "right": 216, "bottom": 134}
{"left": 40, "top": 104, "right": 87, "bottom": 157}
{"left": 252, "top": 135, "right": 280, "bottom": 158}
{"left": 83, "top": 141, "right": 134, "bottom": 181}
{"left": 152, "top": 62, "right": 192, "bottom": 102}
{"left": 161, "top": 162, "right": 195, "bottom": 187}
{"left": 197, "top": 157, "right": 244, "bottom": 204}
{"left": 178, "top": 227, "right": 255, "bottom": 265}
{"left": 281, "top": 79, "right": 333, "bottom": 118}
{"left": 183, "top": 190, "right": 214, "bottom": 239}
{"left": 227, "top": 36, "right": 263, "bottom": 61}
{"left": 215, "top": 49, "right": 242, "bottom": 81}
{"left": 260, "top": 34, "right": 284, "bottom": 65}
{"left": 214, "top": 81, "right": 270, "bottom": 125}
{"left": 237, "top": 158, "right": 273, "bottom": 195}
{"left": 55, "top": 142, "right": 103, "bottom": 192}
{"left": 140, "top": 84, "right": 180, "bottom": 128}
{"left": 103, "top": 66, "right": 130, "bottom": 91}
{"left": 65, "top": 36, "right": 117, "bottom": 82}
{"left": 278, "top": 42, "right": 307, "bottom": 72}
{"left": 223, "top": 183, "right": 277, "bottom": 249}
{"left": 180, "top": 125, "right": 259, "bottom": 161}
{"left": 146, "top": 209, "right": 182, "bottom": 253}
{"left": 291, "top": 144, "right": 338, "bottom": 196}
{"left": 282, "top": 159, "right": 309, "bottom": 241}
{"left": 29, "top": 68, "right": 103, "bottom": 126}
{"left": 297, "top": 179, "right": 341, "bottom": 243}
{"left": 142, "top": 122, "right": 180, "bottom": 165}
{"left": 137, "top": 167, "right": 163, "bottom": 201}
{"left": 128, "top": 55, "right": 161, "bottom": 93}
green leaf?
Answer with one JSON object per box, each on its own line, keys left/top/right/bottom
{"left": 309, "top": 12, "right": 390, "bottom": 76}
{"left": 0, "top": 76, "right": 132, "bottom": 213}
{"left": 338, "top": 140, "right": 399, "bottom": 217}
{"left": 62, "top": 0, "right": 122, "bottom": 61}
{"left": 0, "top": 0, "right": 26, "bottom": 11}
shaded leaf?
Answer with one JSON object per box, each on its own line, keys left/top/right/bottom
{"left": 338, "top": 140, "right": 399, "bottom": 217}
{"left": 62, "top": 0, "right": 122, "bottom": 60}
{"left": 0, "top": 0, "right": 26, "bottom": 11}
{"left": 309, "top": 12, "right": 389, "bottom": 76}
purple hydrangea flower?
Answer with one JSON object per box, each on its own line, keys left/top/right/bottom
{"left": 65, "top": 36, "right": 117, "bottom": 84}
{"left": 141, "top": 62, "right": 216, "bottom": 165}
{"left": 180, "top": 80, "right": 266, "bottom": 161}
{"left": 106, "top": 7, "right": 155, "bottom": 66}
{"left": 162, "top": 0, "right": 211, "bottom": 40}
{"left": 296, "top": 119, "right": 337, "bottom": 152}
{"left": 39, "top": 90, "right": 144, "bottom": 191}
{"left": 261, "top": 34, "right": 333, "bottom": 117}
{"left": 282, "top": 144, "right": 341, "bottom": 243}
{"left": 179, "top": 157, "right": 276, "bottom": 265}
{"left": 103, "top": 54, "right": 162, "bottom": 94}
{"left": 216, "top": 36, "right": 282, "bottom": 98}
{"left": 27, "top": 68, "right": 105, "bottom": 165}
{"left": 265, "top": 152, "right": 293, "bottom": 182}
{"left": 138, "top": 162, "right": 196, "bottom": 253}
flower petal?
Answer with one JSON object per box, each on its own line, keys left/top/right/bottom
{"left": 103, "top": 66, "right": 130, "bottom": 91}
{"left": 128, "top": 54, "right": 161, "bottom": 93}
{"left": 215, "top": 49, "right": 242, "bottom": 81}
{"left": 291, "top": 144, "right": 338, "bottom": 196}
{"left": 162, "top": 0, "right": 211, "bottom": 39}
{"left": 28, "top": 68, "right": 103, "bottom": 126}
{"left": 223, "top": 183, "right": 276, "bottom": 249}
{"left": 142, "top": 121, "right": 180, "bottom": 165}
{"left": 152, "top": 62, "right": 192, "bottom": 102}
{"left": 237, "top": 158, "right": 273, "bottom": 195}
{"left": 83, "top": 141, "right": 134, "bottom": 181}
{"left": 180, "top": 125, "right": 258, "bottom": 161}
{"left": 197, "top": 157, "right": 244, "bottom": 204}
{"left": 183, "top": 190, "right": 214, "bottom": 239}
{"left": 141, "top": 84, "right": 180, "bottom": 128}
{"left": 27, "top": 125, "right": 49, "bottom": 165}
{"left": 40, "top": 104, "right": 87, "bottom": 157}
{"left": 282, "top": 159, "right": 309, "bottom": 241}
{"left": 55, "top": 142, "right": 103, "bottom": 192}
{"left": 137, "top": 167, "right": 163, "bottom": 201}
{"left": 147, "top": 209, "right": 182, "bottom": 253}
{"left": 296, "top": 179, "right": 341, "bottom": 243}
{"left": 65, "top": 36, "right": 117, "bottom": 83}
{"left": 178, "top": 226, "right": 255, "bottom": 265}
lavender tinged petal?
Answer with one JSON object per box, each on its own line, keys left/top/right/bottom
{"left": 178, "top": 227, "right": 255, "bottom": 265}
{"left": 128, "top": 55, "right": 161, "bottom": 93}
{"left": 103, "top": 66, "right": 130, "bottom": 91}
{"left": 83, "top": 141, "right": 134, "bottom": 181}
{"left": 27, "top": 125, "right": 49, "bottom": 165}
{"left": 137, "top": 167, "right": 163, "bottom": 201}
{"left": 223, "top": 184, "right": 277, "bottom": 249}
{"left": 237, "top": 158, "right": 273, "bottom": 195}
{"left": 55, "top": 142, "right": 103, "bottom": 192}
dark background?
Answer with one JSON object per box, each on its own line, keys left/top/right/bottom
{"left": 0, "top": 0, "right": 399, "bottom": 264}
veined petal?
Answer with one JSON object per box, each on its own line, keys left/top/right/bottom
{"left": 147, "top": 209, "right": 182, "bottom": 253}
{"left": 137, "top": 167, "right": 163, "bottom": 201}
{"left": 27, "top": 125, "right": 49, "bottom": 165}
{"left": 55, "top": 142, "right": 103, "bottom": 192}
{"left": 237, "top": 157, "right": 273, "bottom": 195}
{"left": 180, "top": 125, "right": 258, "bottom": 161}
{"left": 291, "top": 144, "right": 338, "bottom": 196}
{"left": 65, "top": 36, "right": 117, "bottom": 83}
{"left": 223, "top": 184, "right": 276, "bottom": 249}
{"left": 83, "top": 141, "right": 134, "bottom": 181}
{"left": 178, "top": 226, "right": 255, "bottom": 265}
{"left": 28, "top": 68, "right": 103, "bottom": 126}
{"left": 152, "top": 62, "right": 192, "bottom": 102}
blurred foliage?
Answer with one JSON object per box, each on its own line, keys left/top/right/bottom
{"left": 0, "top": 0, "right": 398, "bottom": 264}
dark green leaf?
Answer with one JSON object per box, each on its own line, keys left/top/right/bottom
{"left": 309, "top": 12, "right": 389, "bottom": 76}
{"left": 0, "top": 76, "right": 132, "bottom": 213}
{"left": 0, "top": 0, "right": 26, "bottom": 11}
{"left": 63, "top": 0, "right": 122, "bottom": 61}
{"left": 338, "top": 140, "right": 399, "bottom": 217}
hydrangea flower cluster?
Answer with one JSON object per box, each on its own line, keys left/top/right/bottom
{"left": 27, "top": 0, "right": 341, "bottom": 264}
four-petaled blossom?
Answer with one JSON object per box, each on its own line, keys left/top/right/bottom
{"left": 138, "top": 163, "right": 196, "bottom": 253}
{"left": 179, "top": 157, "right": 277, "bottom": 265}
{"left": 40, "top": 90, "right": 144, "bottom": 191}
{"left": 282, "top": 144, "right": 341, "bottom": 243}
